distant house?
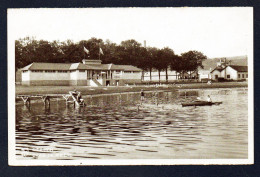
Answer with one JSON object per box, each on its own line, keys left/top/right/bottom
{"left": 211, "top": 65, "right": 248, "bottom": 81}
{"left": 198, "top": 56, "right": 247, "bottom": 81}
{"left": 20, "top": 59, "right": 142, "bottom": 86}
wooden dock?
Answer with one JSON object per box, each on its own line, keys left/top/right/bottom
{"left": 16, "top": 92, "right": 85, "bottom": 107}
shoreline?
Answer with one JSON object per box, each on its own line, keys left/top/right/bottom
{"left": 15, "top": 82, "right": 248, "bottom": 105}
{"left": 16, "top": 82, "right": 248, "bottom": 96}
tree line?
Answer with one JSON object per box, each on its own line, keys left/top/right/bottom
{"left": 15, "top": 37, "right": 207, "bottom": 82}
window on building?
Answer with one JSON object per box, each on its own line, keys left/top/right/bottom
{"left": 57, "top": 70, "right": 67, "bottom": 73}
{"left": 238, "top": 74, "right": 240, "bottom": 78}
{"left": 246, "top": 74, "right": 248, "bottom": 78}
{"left": 242, "top": 74, "right": 244, "bottom": 78}
{"left": 124, "top": 71, "right": 132, "bottom": 73}
{"left": 227, "top": 75, "right": 230, "bottom": 79}
{"left": 215, "top": 75, "right": 218, "bottom": 79}
{"left": 45, "top": 70, "right": 56, "bottom": 73}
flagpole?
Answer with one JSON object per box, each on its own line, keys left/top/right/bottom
{"left": 84, "top": 45, "right": 85, "bottom": 59}
{"left": 99, "top": 43, "right": 101, "bottom": 60}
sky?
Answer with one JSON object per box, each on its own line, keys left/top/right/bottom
{"left": 8, "top": 8, "right": 253, "bottom": 58}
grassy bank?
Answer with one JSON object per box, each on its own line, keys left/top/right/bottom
{"left": 16, "top": 82, "right": 248, "bottom": 96}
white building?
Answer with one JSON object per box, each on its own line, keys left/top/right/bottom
{"left": 211, "top": 65, "right": 248, "bottom": 81}
{"left": 142, "top": 69, "right": 178, "bottom": 82}
{"left": 198, "top": 56, "right": 247, "bottom": 81}
{"left": 21, "top": 59, "right": 142, "bottom": 86}
{"left": 198, "top": 69, "right": 212, "bottom": 81}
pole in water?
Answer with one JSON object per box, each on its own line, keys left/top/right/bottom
{"left": 119, "top": 93, "right": 122, "bottom": 103}
{"left": 27, "top": 97, "right": 30, "bottom": 107}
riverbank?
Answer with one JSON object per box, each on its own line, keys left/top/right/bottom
{"left": 16, "top": 82, "right": 248, "bottom": 96}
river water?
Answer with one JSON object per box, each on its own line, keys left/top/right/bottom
{"left": 15, "top": 88, "right": 248, "bottom": 160}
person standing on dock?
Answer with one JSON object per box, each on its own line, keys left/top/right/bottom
{"left": 140, "top": 89, "right": 145, "bottom": 101}
{"left": 77, "top": 91, "right": 82, "bottom": 102}
{"left": 207, "top": 95, "right": 212, "bottom": 102}
{"left": 152, "top": 89, "right": 159, "bottom": 106}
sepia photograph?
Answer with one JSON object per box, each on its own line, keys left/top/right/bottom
{"left": 8, "top": 8, "right": 253, "bottom": 165}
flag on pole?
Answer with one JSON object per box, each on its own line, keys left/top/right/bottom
{"left": 84, "top": 46, "right": 90, "bottom": 54}
{"left": 99, "top": 47, "right": 104, "bottom": 55}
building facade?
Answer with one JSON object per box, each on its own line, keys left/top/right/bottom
{"left": 21, "top": 59, "right": 142, "bottom": 86}
{"left": 211, "top": 65, "right": 248, "bottom": 81}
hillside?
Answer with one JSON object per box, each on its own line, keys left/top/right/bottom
{"left": 202, "top": 55, "right": 248, "bottom": 70}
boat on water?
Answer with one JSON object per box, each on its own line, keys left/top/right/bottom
{"left": 181, "top": 101, "right": 222, "bottom": 107}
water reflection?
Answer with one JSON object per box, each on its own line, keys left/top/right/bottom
{"left": 16, "top": 88, "right": 248, "bottom": 160}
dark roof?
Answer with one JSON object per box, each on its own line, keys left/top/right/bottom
{"left": 210, "top": 66, "right": 226, "bottom": 73}
{"left": 110, "top": 64, "right": 142, "bottom": 71}
{"left": 211, "top": 65, "right": 248, "bottom": 73}
{"left": 228, "top": 65, "right": 248, "bottom": 72}
{"left": 21, "top": 62, "right": 142, "bottom": 71}
{"left": 21, "top": 62, "right": 72, "bottom": 71}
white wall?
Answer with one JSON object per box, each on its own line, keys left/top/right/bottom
{"left": 29, "top": 71, "right": 70, "bottom": 80}
{"left": 225, "top": 67, "right": 237, "bottom": 80}
{"left": 112, "top": 70, "right": 122, "bottom": 79}
{"left": 198, "top": 70, "right": 211, "bottom": 81}
{"left": 143, "top": 70, "right": 178, "bottom": 81}
{"left": 22, "top": 71, "right": 30, "bottom": 81}
{"left": 77, "top": 70, "right": 87, "bottom": 80}
{"left": 237, "top": 72, "right": 248, "bottom": 80}
{"left": 70, "top": 71, "right": 78, "bottom": 80}
{"left": 122, "top": 72, "right": 142, "bottom": 80}
{"left": 144, "top": 70, "right": 177, "bottom": 77}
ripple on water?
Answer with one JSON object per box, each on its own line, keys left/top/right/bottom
{"left": 15, "top": 89, "right": 248, "bottom": 159}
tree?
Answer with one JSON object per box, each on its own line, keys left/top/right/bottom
{"left": 101, "top": 40, "right": 119, "bottom": 64}
{"left": 82, "top": 38, "right": 104, "bottom": 59}
{"left": 15, "top": 39, "right": 24, "bottom": 70}
{"left": 157, "top": 47, "right": 175, "bottom": 83}
{"left": 181, "top": 50, "right": 207, "bottom": 78}
{"left": 15, "top": 37, "right": 39, "bottom": 70}
{"left": 60, "top": 40, "right": 82, "bottom": 63}
{"left": 119, "top": 39, "right": 142, "bottom": 66}
{"left": 170, "top": 55, "right": 185, "bottom": 79}
{"left": 15, "top": 36, "right": 208, "bottom": 84}
{"left": 146, "top": 47, "right": 159, "bottom": 81}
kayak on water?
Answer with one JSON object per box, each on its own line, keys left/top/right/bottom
{"left": 181, "top": 101, "right": 222, "bottom": 107}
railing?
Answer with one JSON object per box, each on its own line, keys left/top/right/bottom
{"left": 91, "top": 79, "right": 102, "bottom": 86}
